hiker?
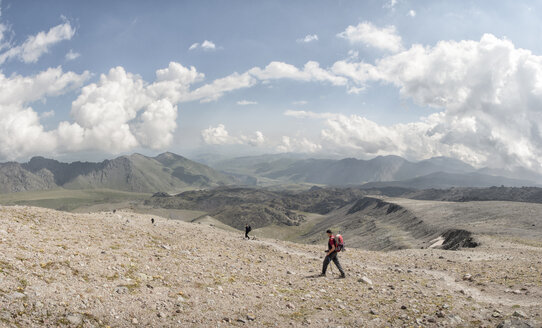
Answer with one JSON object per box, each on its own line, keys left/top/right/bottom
{"left": 245, "top": 224, "right": 252, "bottom": 239}
{"left": 320, "top": 229, "right": 345, "bottom": 278}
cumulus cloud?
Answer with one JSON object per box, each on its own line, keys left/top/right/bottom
{"left": 276, "top": 136, "right": 322, "bottom": 153}
{"left": 237, "top": 100, "right": 257, "bottom": 105}
{"left": 0, "top": 67, "right": 90, "bottom": 159}
{"left": 201, "top": 124, "right": 234, "bottom": 145}
{"left": 408, "top": 10, "right": 416, "bottom": 17}
{"left": 337, "top": 21, "right": 403, "bottom": 53}
{"left": 0, "top": 20, "right": 75, "bottom": 64}
{"left": 298, "top": 34, "right": 318, "bottom": 43}
{"left": 201, "top": 124, "right": 264, "bottom": 146}
{"left": 65, "top": 49, "right": 80, "bottom": 61}
{"left": 284, "top": 34, "right": 542, "bottom": 172}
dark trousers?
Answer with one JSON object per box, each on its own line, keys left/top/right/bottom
{"left": 245, "top": 231, "right": 249, "bottom": 239}
{"left": 322, "top": 252, "right": 345, "bottom": 275}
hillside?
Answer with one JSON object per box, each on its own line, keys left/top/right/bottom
{"left": 144, "top": 186, "right": 542, "bottom": 252}
{"left": 0, "top": 206, "right": 540, "bottom": 327}
{"left": 145, "top": 187, "right": 369, "bottom": 229}
{"left": 0, "top": 152, "right": 241, "bottom": 194}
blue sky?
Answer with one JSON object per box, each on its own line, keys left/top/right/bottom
{"left": 2, "top": 0, "right": 542, "bottom": 172}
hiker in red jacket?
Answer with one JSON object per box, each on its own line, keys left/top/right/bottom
{"left": 320, "top": 229, "right": 345, "bottom": 278}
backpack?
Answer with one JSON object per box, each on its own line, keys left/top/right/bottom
{"left": 335, "top": 234, "right": 345, "bottom": 252}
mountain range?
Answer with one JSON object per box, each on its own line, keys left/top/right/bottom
{"left": 1, "top": 152, "right": 540, "bottom": 194}
{"left": 0, "top": 152, "right": 240, "bottom": 193}
{"left": 211, "top": 154, "right": 541, "bottom": 188}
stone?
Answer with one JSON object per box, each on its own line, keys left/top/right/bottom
{"left": 496, "top": 319, "right": 533, "bottom": 328}
{"left": 66, "top": 314, "right": 83, "bottom": 325}
{"left": 286, "top": 303, "right": 295, "bottom": 309}
{"left": 513, "top": 311, "right": 527, "bottom": 318}
{"left": 358, "top": 276, "right": 373, "bottom": 285}
{"left": 157, "top": 312, "right": 166, "bottom": 318}
{"left": 9, "top": 292, "right": 26, "bottom": 299}
{"left": 132, "top": 318, "right": 139, "bottom": 324}
{"left": 114, "top": 286, "right": 129, "bottom": 294}
{"left": 370, "top": 309, "right": 378, "bottom": 315}
{"left": 463, "top": 274, "right": 473, "bottom": 281}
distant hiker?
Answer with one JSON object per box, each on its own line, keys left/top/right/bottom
{"left": 245, "top": 224, "right": 252, "bottom": 239}
{"left": 320, "top": 229, "right": 345, "bottom": 278}
{"left": 151, "top": 218, "right": 155, "bottom": 224}
{"left": 112, "top": 209, "right": 116, "bottom": 214}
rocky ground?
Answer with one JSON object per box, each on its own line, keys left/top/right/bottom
{"left": 0, "top": 205, "right": 541, "bottom": 327}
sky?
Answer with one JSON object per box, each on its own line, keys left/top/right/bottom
{"left": 2, "top": 0, "right": 542, "bottom": 172}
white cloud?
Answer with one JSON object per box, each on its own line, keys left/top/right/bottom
{"left": 298, "top": 34, "right": 318, "bottom": 43}
{"left": 276, "top": 136, "right": 322, "bottom": 153}
{"left": 0, "top": 67, "right": 90, "bottom": 159}
{"left": 286, "top": 33, "right": 542, "bottom": 172}
{"left": 408, "top": 10, "right": 416, "bottom": 17}
{"left": 249, "top": 61, "right": 347, "bottom": 86}
{"left": 237, "top": 100, "right": 257, "bottom": 105}
{"left": 201, "top": 124, "right": 265, "bottom": 147}
{"left": 185, "top": 72, "right": 257, "bottom": 103}
{"left": 292, "top": 100, "right": 308, "bottom": 105}
{"left": 337, "top": 21, "right": 403, "bottom": 53}
{"left": 0, "top": 20, "right": 75, "bottom": 64}
{"left": 201, "top": 40, "right": 216, "bottom": 50}
{"left": 242, "top": 131, "right": 265, "bottom": 146}
{"left": 201, "top": 124, "right": 233, "bottom": 145}
{"left": 65, "top": 49, "right": 80, "bottom": 61}
{"left": 188, "top": 40, "right": 217, "bottom": 51}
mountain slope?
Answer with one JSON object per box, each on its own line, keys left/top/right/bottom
{"left": 0, "top": 162, "right": 57, "bottom": 193}
{"left": 1, "top": 152, "right": 241, "bottom": 194}
{"left": 1, "top": 205, "right": 540, "bottom": 327}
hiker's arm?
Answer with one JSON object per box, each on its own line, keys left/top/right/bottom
{"left": 327, "top": 244, "right": 335, "bottom": 256}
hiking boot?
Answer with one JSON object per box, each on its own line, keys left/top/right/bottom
{"left": 339, "top": 273, "right": 346, "bottom": 279}
{"left": 318, "top": 273, "right": 326, "bottom": 277}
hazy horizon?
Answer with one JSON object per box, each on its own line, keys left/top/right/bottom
{"left": 2, "top": 1, "right": 542, "bottom": 173}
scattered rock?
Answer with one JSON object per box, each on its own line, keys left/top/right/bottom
{"left": 462, "top": 274, "right": 473, "bottom": 281}
{"left": 496, "top": 319, "right": 533, "bottom": 328}
{"left": 131, "top": 318, "right": 139, "bottom": 324}
{"left": 286, "top": 303, "right": 295, "bottom": 310}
